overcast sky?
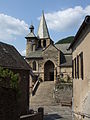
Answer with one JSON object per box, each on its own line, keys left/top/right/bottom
{"left": 0, "top": 0, "right": 90, "bottom": 55}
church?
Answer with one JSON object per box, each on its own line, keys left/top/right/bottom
{"left": 25, "top": 12, "right": 72, "bottom": 83}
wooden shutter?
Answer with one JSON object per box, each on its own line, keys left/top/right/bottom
{"left": 77, "top": 55, "right": 79, "bottom": 79}
{"left": 75, "top": 58, "right": 77, "bottom": 79}
{"left": 72, "top": 60, "right": 74, "bottom": 78}
{"left": 81, "top": 52, "right": 83, "bottom": 80}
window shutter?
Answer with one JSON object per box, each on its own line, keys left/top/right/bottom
{"left": 81, "top": 52, "right": 83, "bottom": 80}
{"left": 77, "top": 55, "right": 79, "bottom": 79}
{"left": 75, "top": 58, "right": 77, "bottom": 79}
{"left": 72, "top": 60, "right": 74, "bottom": 78}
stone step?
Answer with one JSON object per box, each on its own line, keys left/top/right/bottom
{"left": 30, "top": 81, "right": 55, "bottom": 107}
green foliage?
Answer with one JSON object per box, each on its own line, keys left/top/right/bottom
{"left": 0, "top": 67, "right": 19, "bottom": 90}
{"left": 55, "top": 82, "right": 72, "bottom": 90}
{"left": 55, "top": 36, "right": 74, "bottom": 44}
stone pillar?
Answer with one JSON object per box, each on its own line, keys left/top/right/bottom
{"left": 54, "top": 67, "right": 57, "bottom": 83}
{"left": 41, "top": 39, "right": 43, "bottom": 48}
{"left": 29, "top": 75, "right": 33, "bottom": 94}
{"left": 57, "top": 50, "right": 60, "bottom": 76}
{"left": 33, "top": 44, "right": 36, "bottom": 52}
{"left": 46, "top": 38, "right": 50, "bottom": 47}
{"left": 38, "top": 107, "right": 44, "bottom": 120}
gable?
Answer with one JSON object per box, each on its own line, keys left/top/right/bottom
{"left": 43, "top": 44, "right": 59, "bottom": 52}
{"left": 42, "top": 44, "right": 59, "bottom": 63}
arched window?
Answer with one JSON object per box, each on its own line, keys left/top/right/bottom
{"left": 43, "top": 39, "right": 46, "bottom": 47}
{"left": 33, "top": 61, "right": 36, "bottom": 71}
{"left": 38, "top": 40, "right": 41, "bottom": 48}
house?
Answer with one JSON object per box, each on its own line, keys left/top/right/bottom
{"left": 25, "top": 12, "right": 72, "bottom": 85}
{"left": 69, "top": 15, "right": 90, "bottom": 120}
{"left": 0, "top": 41, "right": 33, "bottom": 116}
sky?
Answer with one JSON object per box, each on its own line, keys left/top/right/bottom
{"left": 0, "top": 0, "right": 90, "bottom": 55}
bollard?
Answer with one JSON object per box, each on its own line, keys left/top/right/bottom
{"left": 38, "top": 107, "right": 44, "bottom": 120}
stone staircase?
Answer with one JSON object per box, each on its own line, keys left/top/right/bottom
{"left": 30, "top": 81, "right": 72, "bottom": 120}
{"left": 30, "top": 81, "right": 55, "bottom": 109}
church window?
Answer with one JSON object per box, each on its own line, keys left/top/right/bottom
{"left": 38, "top": 40, "right": 41, "bottom": 48}
{"left": 43, "top": 39, "right": 46, "bottom": 47}
{"left": 33, "top": 61, "right": 36, "bottom": 71}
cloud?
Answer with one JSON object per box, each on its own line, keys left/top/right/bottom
{"left": 43, "top": 5, "right": 90, "bottom": 32}
{"left": 21, "top": 49, "right": 26, "bottom": 56}
{"left": 0, "top": 13, "right": 29, "bottom": 41}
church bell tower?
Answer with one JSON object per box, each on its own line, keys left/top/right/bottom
{"left": 25, "top": 24, "right": 37, "bottom": 57}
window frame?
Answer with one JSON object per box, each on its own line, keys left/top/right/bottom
{"left": 33, "top": 61, "right": 36, "bottom": 71}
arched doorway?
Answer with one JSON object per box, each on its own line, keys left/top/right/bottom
{"left": 44, "top": 60, "right": 54, "bottom": 81}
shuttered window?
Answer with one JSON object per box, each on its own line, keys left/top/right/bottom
{"left": 72, "top": 60, "right": 74, "bottom": 78}
{"left": 80, "top": 52, "right": 83, "bottom": 80}
{"left": 77, "top": 55, "right": 79, "bottom": 79}
{"left": 75, "top": 58, "right": 77, "bottom": 79}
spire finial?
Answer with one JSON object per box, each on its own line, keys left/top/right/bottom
{"left": 42, "top": 10, "right": 44, "bottom": 15}
{"left": 29, "top": 23, "right": 34, "bottom": 33}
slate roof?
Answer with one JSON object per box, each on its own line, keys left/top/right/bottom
{"left": 0, "top": 42, "right": 31, "bottom": 70}
{"left": 25, "top": 32, "right": 36, "bottom": 38}
{"left": 60, "top": 54, "right": 72, "bottom": 67}
{"left": 26, "top": 50, "right": 43, "bottom": 59}
{"left": 37, "top": 12, "right": 50, "bottom": 39}
{"left": 55, "top": 43, "right": 72, "bottom": 54}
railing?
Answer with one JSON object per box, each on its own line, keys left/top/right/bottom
{"left": 32, "top": 80, "right": 40, "bottom": 96}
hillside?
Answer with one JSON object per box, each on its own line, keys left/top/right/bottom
{"left": 55, "top": 36, "right": 74, "bottom": 44}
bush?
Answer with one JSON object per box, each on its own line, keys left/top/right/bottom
{"left": 0, "top": 67, "right": 19, "bottom": 90}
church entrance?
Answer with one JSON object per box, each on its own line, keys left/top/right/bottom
{"left": 44, "top": 60, "right": 54, "bottom": 81}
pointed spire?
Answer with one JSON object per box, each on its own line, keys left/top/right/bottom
{"left": 37, "top": 11, "right": 50, "bottom": 39}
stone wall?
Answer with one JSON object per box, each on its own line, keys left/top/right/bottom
{"left": 53, "top": 83, "right": 72, "bottom": 106}
{"left": 16, "top": 70, "right": 29, "bottom": 116}
{"left": 0, "top": 86, "right": 18, "bottom": 120}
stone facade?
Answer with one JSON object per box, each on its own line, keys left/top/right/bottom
{"left": 25, "top": 12, "right": 72, "bottom": 87}
{"left": 69, "top": 16, "right": 90, "bottom": 120}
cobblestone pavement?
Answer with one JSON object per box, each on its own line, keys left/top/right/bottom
{"left": 43, "top": 105, "right": 72, "bottom": 120}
